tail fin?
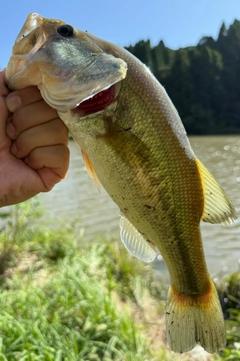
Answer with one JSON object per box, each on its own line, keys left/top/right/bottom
{"left": 165, "top": 279, "right": 225, "bottom": 353}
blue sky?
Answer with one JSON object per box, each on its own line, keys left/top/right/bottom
{"left": 1, "top": 0, "right": 240, "bottom": 67}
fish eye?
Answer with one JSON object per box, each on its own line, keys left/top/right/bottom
{"left": 57, "top": 24, "right": 74, "bottom": 37}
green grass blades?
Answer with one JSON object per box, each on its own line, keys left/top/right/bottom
{"left": 0, "top": 256, "right": 152, "bottom": 360}
{"left": 0, "top": 200, "right": 155, "bottom": 360}
{"left": 0, "top": 199, "right": 212, "bottom": 360}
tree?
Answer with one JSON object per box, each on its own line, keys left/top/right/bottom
{"left": 126, "top": 18, "right": 240, "bottom": 134}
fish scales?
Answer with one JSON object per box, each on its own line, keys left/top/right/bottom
{"left": 74, "top": 47, "right": 208, "bottom": 293}
{"left": 6, "top": 13, "right": 237, "bottom": 354}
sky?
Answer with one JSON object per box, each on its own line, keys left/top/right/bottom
{"left": 1, "top": 0, "right": 240, "bottom": 67}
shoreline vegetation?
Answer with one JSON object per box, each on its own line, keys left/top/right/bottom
{"left": 125, "top": 19, "right": 240, "bottom": 136}
{"left": 0, "top": 199, "right": 239, "bottom": 360}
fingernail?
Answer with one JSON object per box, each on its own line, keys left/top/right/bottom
{"left": 11, "top": 142, "right": 17, "bottom": 156}
{"left": 5, "top": 95, "right": 22, "bottom": 112}
{"left": 6, "top": 121, "right": 16, "bottom": 139}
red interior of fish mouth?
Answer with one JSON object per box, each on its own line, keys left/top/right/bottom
{"left": 74, "top": 84, "right": 115, "bottom": 116}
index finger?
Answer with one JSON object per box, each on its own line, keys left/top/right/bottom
{"left": 5, "top": 86, "right": 43, "bottom": 113}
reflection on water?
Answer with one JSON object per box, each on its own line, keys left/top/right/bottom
{"left": 38, "top": 136, "right": 240, "bottom": 275}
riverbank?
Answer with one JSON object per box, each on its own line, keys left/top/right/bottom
{"left": 0, "top": 199, "right": 238, "bottom": 360}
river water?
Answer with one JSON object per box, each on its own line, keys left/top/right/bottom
{"left": 38, "top": 136, "right": 240, "bottom": 276}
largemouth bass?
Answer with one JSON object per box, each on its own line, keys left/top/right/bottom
{"left": 6, "top": 13, "right": 237, "bottom": 353}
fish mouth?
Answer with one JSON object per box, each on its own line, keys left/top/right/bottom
{"left": 6, "top": 13, "right": 49, "bottom": 88}
{"left": 73, "top": 84, "right": 116, "bottom": 116}
{"left": 6, "top": 12, "right": 127, "bottom": 112}
{"left": 6, "top": 33, "right": 47, "bottom": 89}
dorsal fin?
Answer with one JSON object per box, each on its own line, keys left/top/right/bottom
{"left": 195, "top": 158, "right": 237, "bottom": 225}
{"left": 81, "top": 150, "right": 101, "bottom": 192}
{"left": 119, "top": 214, "right": 158, "bottom": 263}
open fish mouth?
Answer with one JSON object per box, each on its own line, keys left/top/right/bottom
{"left": 6, "top": 13, "right": 59, "bottom": 89}
{"left": 6, "top": 12, "right": 127, "bottom": 112}
{"left": 73, "top": 84, "right": 116, "bottom": 116}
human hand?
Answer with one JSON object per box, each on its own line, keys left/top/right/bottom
{"left": 0, "top": 68, "right": 69, "bottom": 207}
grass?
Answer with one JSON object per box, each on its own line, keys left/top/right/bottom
{"left": 1, "top": 199, "right": 239, "bottom": 360}
{"left": 0, "top": 199, "right": 174, "bottom": 361}
{"left": 0, "top": 257, "right": 149, "bottom": 360}
{"left": 215, "top": 273, "right": 240, "bottom": 361}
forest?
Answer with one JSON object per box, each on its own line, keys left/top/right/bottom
{"left": 126, "top": 20, "right": 240, "bottom": 135}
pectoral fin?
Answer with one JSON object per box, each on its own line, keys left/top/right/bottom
{"left": 119, "top": 214, "right": 158, "bottom": 263}
{"left": 81, "top": 150, "right": 101, "bottom": 192}
{"left": 196, "top": 159, "right": 237, "bottom": 225}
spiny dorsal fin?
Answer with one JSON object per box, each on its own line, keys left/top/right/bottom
{"left": 119, "top": 214, "right": 158, "bottom": 263}
{"left": 195, "top": 158, "right": 237, "bottom": 225}
{"left": 81, "top": 150, "right": 101, "bottom": 192}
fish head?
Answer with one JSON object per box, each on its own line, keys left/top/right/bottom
{"left": 6, "top": 13, "right": 127, "bottom": 112}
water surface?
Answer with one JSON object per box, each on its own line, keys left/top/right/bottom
{"left": 38, "top": 136, "right": 240, "bottom": 275}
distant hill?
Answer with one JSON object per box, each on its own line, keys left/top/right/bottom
{"left": 125, "top": 20, "right": 240, "bottom": 135}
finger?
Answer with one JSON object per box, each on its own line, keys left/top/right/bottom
{"left": 0, "top": 96, "right": 11, "bottom": 147}
{"left": 0, "top": 69, "right": 10, "bottom": 97}
{"left": 37, "top": 168, "right": 64, "bottom": 192}
{"left": 26, "top": 144, "right": 70, "bottom": 183}
{"left": 11, "top": 118, "right": 68, "bottom": 159}
{"left": 6, "top": 100, "right": 58, "bottom": 139}
{"left": 0, "top": 70, "right": 11, "bottom": 143}
{"left": 5, "top": 86, "right": 43, "bottom": 113}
